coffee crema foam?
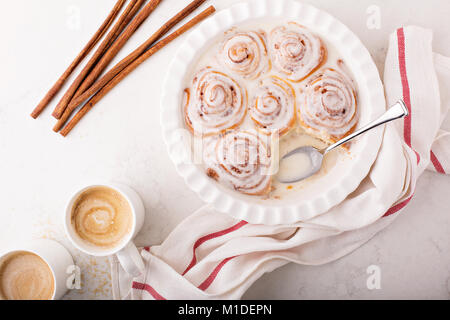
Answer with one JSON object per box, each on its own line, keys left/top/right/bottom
{"left": 0, "top": 251, "right": 55, "bottom": 300}
{"left": 71, "top": 186, "right": 133, "bottom": 248}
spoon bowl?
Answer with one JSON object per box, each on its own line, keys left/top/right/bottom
{"left": 277, "top": 100, "right": 409, "bottom": 184}
{"left": 277, "top": 146, "right": 324, "bottom": 183}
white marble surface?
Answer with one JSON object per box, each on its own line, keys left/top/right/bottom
{"left": 0, "top": 0, "right": 449, "bottom": 300}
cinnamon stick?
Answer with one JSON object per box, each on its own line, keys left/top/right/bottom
{"left": 60, "top": 6, "right": 216, "bottom": 137}
{"left": 55, "top": 0, "right": 207, "bottom": 132}
{"left": 30, "top": 0, "right": 126, "bottom": 119}
{"left": 72, "top": 0, "right": 164, "bottom": 103}
{"left": 105, "top": 0, "right": 144, "bottom": 48}
{"left": 51, "top": 0, "right": 144, "bottom": 120}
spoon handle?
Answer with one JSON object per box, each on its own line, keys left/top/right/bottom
{"left": 324, "top": 99, "right": 409, "bottom": 154}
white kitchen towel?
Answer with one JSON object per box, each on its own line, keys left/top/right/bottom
{"left": 110, "top": 26, "right": 450, "bottom": 300}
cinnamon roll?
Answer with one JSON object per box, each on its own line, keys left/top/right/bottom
{"left": 298, "top": 68, "right": 358, "bottom": 139}
{"left": 184, "top": 67, "right": 247, "bottom": 136}
{"left": 218, "top": 30, "right": 270, "bottom": 79}
{"left": 204, "top": 131, "right": 272, "bottom": 195}
{"left": 269, "top": 22, "right": 327, "bottom": 82}
{"left": 250, "top": 76, "right": 296, "bottom": 136}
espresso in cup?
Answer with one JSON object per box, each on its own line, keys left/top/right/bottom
{"left": 0, "top": 251, "right": 55, "bottom": 300}
{"left": 70, "top": 186, "right": 133, "bottom": 249}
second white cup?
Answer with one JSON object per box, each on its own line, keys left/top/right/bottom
{"left": 0, "top": 239, "right": 74, "bottom": 300}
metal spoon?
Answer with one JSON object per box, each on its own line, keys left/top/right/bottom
{"left": 277, "top": 100, "right": 409, "bottom": 183}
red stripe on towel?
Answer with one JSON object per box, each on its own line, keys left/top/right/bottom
{"left": 182, "top": 221, "right": 247, "bottom": 275}
{"left": 132, "top": 281, "right": 166, "bottom": 300}
{"left": 414, "top": 150, "right": 421, "bottom": 164}
{"left": 397, "top": 28, "right": 412, "bottom": 148}
{"left": 397, "top": 28, "right": 421, "bottom": 165}
{"left": 383, "top": 196, "right": 413, "bottom": 217}
{"left": 430, "top": 150, "right": 446, "bottom": 174}
{"left": 383, "top": 28, "right": 419, "bottom": 218}
{"left": 197, "top": 256, "right": 237, "bottom": 291}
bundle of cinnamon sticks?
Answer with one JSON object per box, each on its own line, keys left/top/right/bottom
{"left": 31, "top": 0, "right": 215, "bottom": 137}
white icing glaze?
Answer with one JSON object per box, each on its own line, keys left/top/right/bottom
{"left": 276, "top": 151, "right": 312, "bottom": 182}
{"left": 218, "top": 30, "right": 270, "bottom": 79}
{"left": 250, "top": 75, "right": 296, "bottom": 136}
{"left": 184, "top": 67, "right": 247, "bottom": 135}
{"left": 299, "top": 68, "right": 357, "bottom": 138}
{"left": 270, "top": 128, "right": 341, "bottom": 199}
{"left": 204, "top": 131, "right": 272, "bottom": 195}
{"left": 268, "top": 22, "right": 326, "bottom": 82}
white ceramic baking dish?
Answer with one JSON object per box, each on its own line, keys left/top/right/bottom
{"left": 160, "top": 0, "right": 385, "bottom": 225}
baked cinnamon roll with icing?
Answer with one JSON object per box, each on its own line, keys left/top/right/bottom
{"left": 298, "top": 68, "right": 358, "bottom": 140}
{"left": 184, "top": 67, "right": 247, "bottom": 136}
{"left": 250, "top": 76, "right": 296, "bottom": 136}
{"left": 218, "top": 30, "right": 271, "bottom": 79}
{"left": 203, "top": 131, "right": 272, "bottom": 195}
{"left": 269, "top": 22, "right": 327, "bottom": 82}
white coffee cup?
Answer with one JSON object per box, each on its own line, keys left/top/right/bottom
{"left": 64, "top": 182, "right": 145, "bottom": 277}
{"left": 0, "top": 239, "right": 74, "bottom": 300}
